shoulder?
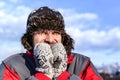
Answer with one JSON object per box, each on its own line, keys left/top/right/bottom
{"left": 3, "top": 53, "right": 26, "bottom": 66}
{"left": 2, "top": 53, "right": 35, "bottom": 79}
{"left": 67, "top": 52, "right": 91, "bottom": 75}
{"left": 72, "top": 52, "right": 90, "bottom": 62}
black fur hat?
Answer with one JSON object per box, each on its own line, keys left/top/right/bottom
{"left": 27, "top": 6, "right": 65, "bottom": 33}
{"left": 21, "top": 6, "right": 74, "bottom": 54}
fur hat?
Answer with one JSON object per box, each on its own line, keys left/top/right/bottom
{"left": 27, "top": 6, "right": 65, "bottom": 33}
{"left": 21, "top": 6, "right": 74, "bottom": 54}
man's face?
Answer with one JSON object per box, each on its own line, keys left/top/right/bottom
{"left": 33, "top": 30, "right": 62, "bottom": 46}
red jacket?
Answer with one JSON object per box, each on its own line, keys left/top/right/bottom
{"left": 0, "top": 51, "right": 103, "bottom": 80}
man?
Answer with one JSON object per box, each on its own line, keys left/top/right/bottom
{"left": 0, "top": 6, "right": 103, "bottom": 80}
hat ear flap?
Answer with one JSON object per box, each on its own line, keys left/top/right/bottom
{"left": 62, "top": 33, "right": 74, "bottom": 54}
{"left": 21, "top": 33, "right": 33, "bottom": 50}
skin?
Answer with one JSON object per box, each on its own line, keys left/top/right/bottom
{"left": 33, "top": 30, "right": 62, "bottom": 46}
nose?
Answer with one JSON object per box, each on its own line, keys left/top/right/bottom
{"left": 45, "top": 34, "right": 55, "bottom": 45}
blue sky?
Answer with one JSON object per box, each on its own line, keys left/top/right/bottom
{"left": 0, "top": 0, "right": 120, "bottom": 66}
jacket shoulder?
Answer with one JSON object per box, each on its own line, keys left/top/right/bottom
{"left": 72, "top": 53, "right": 90, "bottom": 61}
{"left": 3, "top": 53, "right": 26, "bottom": 65}
{"left": 67, "top": 53, "right": 90, "bottom": 75}
{"left": 3, "top": 53, "right": 35, "bottom": 80}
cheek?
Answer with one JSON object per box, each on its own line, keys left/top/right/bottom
{"left": 55, "top": 35, "right": 62, "bottom": 42}
{"left": 33, "top": 34, "right": 45, "bottom": 45}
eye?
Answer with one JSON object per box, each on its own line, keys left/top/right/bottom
{"left": 53, "top": 31, "right": 61, "bottom": 35}
{"left": 33, "top": 31, "right": 41, "bottom": 35}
